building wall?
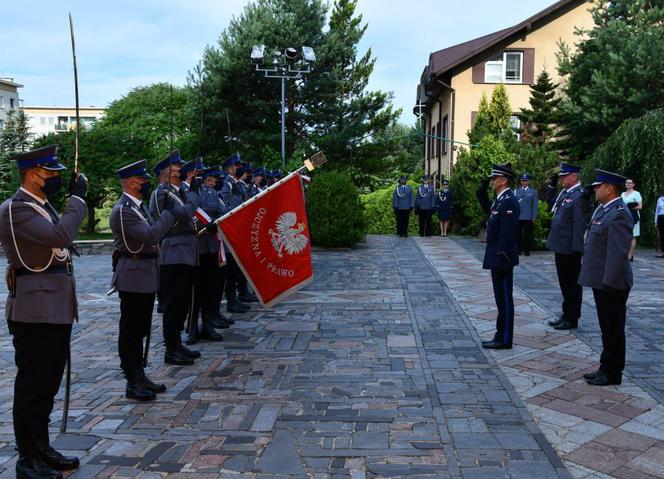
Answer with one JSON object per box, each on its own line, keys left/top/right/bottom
{"left": 448, "top": 1, "right": 595, "bottom": 156}
{"left": 424, "top": 89, "right": 453, "bottom": 181}
{"left": 24, "top": 107, "right": 106, "bottom": 139}
{"left": 0, "top": 82, "right": 21, "bottom": 130}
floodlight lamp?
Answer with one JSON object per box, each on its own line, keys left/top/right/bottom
{"left": 251, "top": 44, "right": 265, "bottom": 63}
{"left": 284, "top": 47, "right": 298, "bottom": 63}
{"left": 302, "top": 46, "right": 316, "bottom": 63}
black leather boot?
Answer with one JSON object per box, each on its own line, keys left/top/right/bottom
{"left": 16, "top": 453, "right": 63, "bottom": 479}
{"left": 126, "top": 376, "right": 157, "bottom": 401}
{"left": 226, "top": 290, "right": 250, "bottom": 313}
{"left": 136, "top": 363, "right": 166, "bottom": 394}
{"left": 200, "top": 320, "right": 224, "bottom": 341}
{"left": 176, "top": 335, "right": 201, "bottom": 359}
{"left": 36, "top": 443, "right": 80, "bottom": 471}
{"left": 164, "top": 348, "right": 194, "bottom": 365}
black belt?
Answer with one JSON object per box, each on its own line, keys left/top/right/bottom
{"left": 15, "top": 263, "right": 72, "bottom": 277}
{"left": 165, "top": 231, "right": 195, "bottom": 238}
{"left": 118, "top": 252, "right": 158, "bottom": 260}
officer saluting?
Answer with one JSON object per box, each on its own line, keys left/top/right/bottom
{"left": 110, "top": 160, "right": 175, "bottom": 401}
{"left": 477, "top": 163, "right": 519, "bottom": 349}
{"left": 149, "top": 150, "right": 202, "bottom": 366}
{"left": 578, "top": 170, "right": 633, "bottom": 386}
{"left": 545, "top": 162, "right": 593, "bottom": 330}
{"left": 0, "top": 145, "right": 87, "bottom": 478}
{"left": 415, "top": 174, "right": 436, "bottom": 237}
{"left": 393, "top": 175, "right": 414, "bottom": 237}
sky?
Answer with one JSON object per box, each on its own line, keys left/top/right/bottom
{"left": 1, "top": 0, "right": 557, "bottom": 124}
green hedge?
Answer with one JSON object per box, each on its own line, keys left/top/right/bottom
{"left": 585, "top": 108, "right": 664, "bottom": 246}
{"left": 361, "top": 180, "right": 440, "bottom": 236}
{"left": 306, "top": 171, "right": 366, "bottom": 247}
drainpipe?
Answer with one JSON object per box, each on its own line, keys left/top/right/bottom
{"left": 437, "top": 79, "right": 455, "bottom": 179}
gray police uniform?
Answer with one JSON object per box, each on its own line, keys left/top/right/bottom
{"left": 578, "top": 198, "right": 633, "bottom": 380}
{"left": 110, "top": 192, "right": 174, "bottom": 379}
{"left": 0, "top": 189, "right": 86, "bottom": 459}
{"left": 415, "top": 184, "right": 436, "bottom": 237}
{"left": 393, "top": 185, "right": 414, "bottom": 237}
{"left": 514, "top": 186, "right": 538, "bottom": 254}
{"left": 221, "top": 176, "right": 246, "bottom": 210}
{"left": 546, "top": 184, "right": 592, "bottom": 325}
{"left": 149, "top": 183, "right": 200, "bottom": 355}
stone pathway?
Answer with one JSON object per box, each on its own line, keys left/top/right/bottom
{"left": 0, "top": 236, "right": 569, "bottom": 478}
{"left": 417, "top": 236, "right": 664, "bottom": 479}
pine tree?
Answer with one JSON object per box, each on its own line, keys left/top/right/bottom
{"left": 519, "top": 69, "right": 560, "bottom": 146}
{"left": 0, "top": 110, "right": 31, "bottom": 197}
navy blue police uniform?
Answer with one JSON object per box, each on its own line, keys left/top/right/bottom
{"left": 415, "top": 175, "right": 436, "bottom": 237}
{"left": 393, "top": 176, "right": 414, "bottom": 237}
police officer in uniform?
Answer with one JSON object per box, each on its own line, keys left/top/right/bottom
{"left": 578, "top": 170, "right": 633, "bottom": 386}
{"left": 477, "top": 163, "right": 519, "bottom": 349}
{"left": 110, "top": 160, "right": 174, "bottom": 401}
{"left": 435, "top": 180, "right": 453, "bottom": 237}
{"left": 220, "top": 154, "right": 243, "bottom": 209}
{"left": 514, "top": 173, "right": 538, "bottom": 256}
{"left": 415, "top": 174, "right": 436, "bottom": 237}
{"left": 393, "top": 175, "right": 414, "bottom": 237}
{"left": 545, "top": 162, "right": 593, "bottom": 330}
{"left": 249, "top": 167, "right": 266, "bottom": 198}
{"left": 0, "top": 145, "right": 87, "bottom": 478}
{"left": 186, "top": 161, "right": 227, "bottom": 345}
{"left": 149, "top": 150, "right": 202, "bottom": 365}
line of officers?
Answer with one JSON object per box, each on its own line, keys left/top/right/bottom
{"left": 0, "top": 144, "right": 282, "bottom": 479}
{"left": 478, "top": 162, "right": 634, "bottom": 389}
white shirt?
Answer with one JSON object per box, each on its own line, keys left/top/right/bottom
{"left": 123, "top": 191, "right": 143, "bottom": 208}
{"left": 654, "top": 196, "right": 664, "bottom": 223}
{"left": 20, "top": 187, "right": 46, "bottom": 205}
{"left": 496, "top": 187, "right": 510, "bottom": 201}
{"left": 566, "top": 182, "right": 581, "bottom": 193}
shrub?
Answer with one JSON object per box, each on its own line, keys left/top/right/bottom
{"left": 306, "top": 171, "right": 366, "bottom": 247}
{"left": 585, "top": 108, "right": 664, "bottom": 245}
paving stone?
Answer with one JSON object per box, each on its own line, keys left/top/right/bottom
{"left": 254, "top": 430, "right": 304, "bottom": 475}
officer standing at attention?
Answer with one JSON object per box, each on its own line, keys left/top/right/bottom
{"left": 545, "top": 162, "right": 593, "bottom": 330}
{"left": 249, "top": 167, "right": 266, "bottom": 198}
{"left": 578, "top": 170, "right": 633, "bottom": 386}
{"left": 186, "top": 162, "right": 227, "bottom": 345}
{"left": 477, "top": 163, "right": 520, "bottom": 349}
{"left": 415, "top": 174, "right": 436, "bottom": 237}
{"left": 393, "top": 175, "right": 413, "bottom": 237}
{"left": 0, "top": 145, "right": 87, "bottom": 479}
{"left": 514, "top": 174, "right": 538, "bottom": 256}
{"left": 220, "top": 154, "right": 242, "bottom": 209}
{"left": 435, "top": 180, "right": 453, "bottom": 237}
{"left": 149, "top": 150, "right": 202, "bottom": 366}
{"left": 110, "top": 160, "right": 175, "bottom": 402}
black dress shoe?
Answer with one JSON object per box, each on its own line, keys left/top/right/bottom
{"left": 548, "top": 316, "right": 565, "bottom": 327}
{"left": 136, "top": 367, "right": 167, "bottom": 393}
{"left": 220, "top": 313, "right": 235, "bottom": 325}
{"left": 553, "top": 320, "right": 578, "bottom": 330}
{"left": 125, "top": 381, "right": 157, "bottom": 401}
{"left": 239, "top": 292, "right": 259, "bottom": 303}
{"left": 482, "top": 341, "right": 512, "bottom": 350}
{"left": 583, "top": 369, "right": 602, "bottom": 380}
{"left": 17, "top": 454, "right": 63, "bottom": 479}
{"left": 177, "top": 344, "right": 201, "bottom": 359}
{"left": 165, "top": 350, "right": 194, "bottom": 366}
{"left": 199, "top": 323, "right": 224, "bottom": 341}
{"left": 185, "top": 327, "right": 199, "bottom": 345}
{"left": 227, "top": 302, "right": 249, "bottom": 313}
{"left": 586, "top": 371, "right": 622, "bottom": 386}
{"left": 209, "top": 317, "right": 230, "bottom": 329}
{"left": 36, "top": 444, "right": 79, "bottom": 471}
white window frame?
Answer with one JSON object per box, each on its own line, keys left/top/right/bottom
{"left": 484, "top": 51, "right": 523, "bottom": 84}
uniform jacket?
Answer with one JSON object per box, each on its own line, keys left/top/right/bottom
{"left": 435, "top": 189, "right": 453, "bottom": 213}
{"left": 546, "top": 184, "right": 592, "bottom": 255}
{"left": 481, "top": 189, "right": 520, "bottom": 271}
{"left": 415, "top": 184, "right": 436, "bottom": 210}
{"left": 514, "top": 186, "right": 538, "bottom": 221}
{"left": 149, "top": 183, "right": 200, "bottom": 267}
{"left": 393, "top": 185, "right": 414, "bottom": 210}
{"left": 578, "top": 198, "right": 633, "bottom": 290}
{"left": 110, "top": 193, "right": 174, "bottom": 293}
{"left": 220, "top": 176, "right": 245, "bottom": 209}
{"left": 0, "top": 189, "right": 86, "bottom": 324}
{"left": 248, "top": 184, "right": 264, "bottom": 198}
{"left": 197, "top": 185, "right": 227, "bottom": 255}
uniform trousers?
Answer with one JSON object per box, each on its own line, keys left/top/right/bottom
{"left": 192, "top": 253, "right": 220, "bottom": 326}
{"left": 215, "top": 261, "right": 230, "bottom": 309}
{"left": 118, "top": 291, "right": 155, "bottom": 377}
{"left": 418, "top": 209, "right": 434, "bottom": 237}
{"left": 517, "top": 220, "right": 534, "bottom": 253}
{"left": 159, "top": 264, "right": 195, "bottom": 351}
{"left": 593, "top": 287, "right": 630, "bottom": 377}
{"left": 395, "top": 209, "right": 410, "bottom": 237}
{"left": 555, "top": 252, "right": 583, "bottom": 322}
{"left": 658, "top": 215, "right": 664, "bottom": 252}
{"left": 490, "top": 268, "right": 514, "bottom": 345}
{"left": 8, "top": 320, "right": 71, "bottom": 455}
{"left": 224, "top": 254, "right": 243, "bottom": 298}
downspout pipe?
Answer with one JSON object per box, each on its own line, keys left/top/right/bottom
{"left": 437, "top": 79, "right": 456, "bottom": 179}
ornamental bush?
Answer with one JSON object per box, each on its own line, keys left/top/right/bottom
{"left": 585, "top": 108, "right": 664, "bottom": 246}
{"left": 306, "top": 171, "right": 366, "bottom": 247}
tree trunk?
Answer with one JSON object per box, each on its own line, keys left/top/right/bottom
{"left": 85, "top": 201, "right": 98, "bottom": 234}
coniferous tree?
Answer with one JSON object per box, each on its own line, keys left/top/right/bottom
{"left": 0, "top": 110, "right": 31, "bottom": 197}
{"left": 519, "top": 69, "right": 560, "bottom": 146}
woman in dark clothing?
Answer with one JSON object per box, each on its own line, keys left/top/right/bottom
{"left": 435, "top": 180, "right": 453, "bottom": 237}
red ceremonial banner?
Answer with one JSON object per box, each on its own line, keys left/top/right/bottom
{"left": 218, "top": 172, "right": 313, "bottom": 307}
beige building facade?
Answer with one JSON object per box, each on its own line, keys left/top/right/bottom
{"left": 23, "top": 106, "right": 106, "bottom": 140}
{"left": 415, "top": 0, "right": 595, "bottom": 180}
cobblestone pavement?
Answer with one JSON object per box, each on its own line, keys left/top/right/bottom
{"left": 0, "top": 235, "right": 570, "bottom": 478}
{"left": 417, "top": 236, "right": 664, "bottom": 479}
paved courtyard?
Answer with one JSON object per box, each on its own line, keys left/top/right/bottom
{"left": 0, "top": 235, "right": 663, "bottom": 478}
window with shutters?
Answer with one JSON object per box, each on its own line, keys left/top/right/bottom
{"left": 484, "top": 51, "right": 523, "bottom": 83}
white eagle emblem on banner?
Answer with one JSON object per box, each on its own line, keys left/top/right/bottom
{"left": 268, "top": 212, "right": 308, "bottom": 257}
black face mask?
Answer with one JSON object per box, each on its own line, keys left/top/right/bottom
{"left": 139, "top": 181, "right": 152, "bottom": 199}
{"left": 260, "top": 178, "right": 268, "bottom": 187}
{"left": 399, "top": 180, "right": 406, "bottom": 185}
{"left": 40, "top": 175, "right": 63, "bottom": 196}
{"left": 235, "top": 167, "right": 245, "bottom": 178}
{"left": 214, "top": 180, "right": 223, "bottom": 191}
